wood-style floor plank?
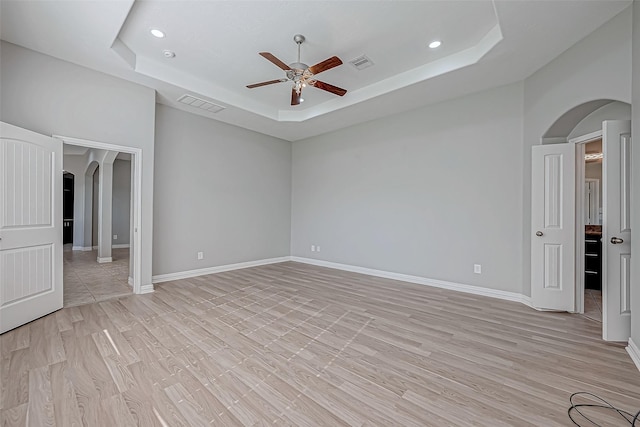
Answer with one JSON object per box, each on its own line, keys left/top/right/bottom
{"left": 1, "top": 261, "right": 639, "bottom": 426}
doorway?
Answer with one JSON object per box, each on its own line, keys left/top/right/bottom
{"left": 62, "top": 150, "right": 134, "bottom": 306}
{"left": 56, "top": 135, "right": 144, "bottom": 299}
{"left": 574, "top": 137, "right": 603, "bottom": 323}
{"left": 531, "top": 100, "right": 631, "bottom": 342}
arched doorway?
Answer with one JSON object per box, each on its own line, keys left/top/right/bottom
{"left": 532, "top": 99, "right": 631, "bottom": 341}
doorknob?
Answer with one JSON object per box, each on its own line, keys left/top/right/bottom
{"left": 536, "top": 231, "right": 543, "bottom": 237}
{"left": 610, "top": 237, "right": 624, "bottom": 244}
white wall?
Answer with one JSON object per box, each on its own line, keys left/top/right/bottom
{"left": 0, "top": 41, "right": 156, "bottom": 289}
{"left": 292, "top": 83, "right": 524, "bottom": 293}
{"left": 522, "top": 9, "right": 632, "bottom": 296}
{"left": 631, "top": 1, "right": 640, "bottom": 351}
{"left": 112, "top": 159, "right": 131, "bottom": 246}
{"left": 153, "top": 104, "right": 292, "bottom": 276}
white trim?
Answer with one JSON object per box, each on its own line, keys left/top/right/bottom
{"left": 113, "top": 244, "right": 130, "bottom": 249}
{"left": 290, "top": 257, "right": 533, "bottom": 307}
{"left": 575, "top": 142, "right": 586, "bottom": 314}
{"left": 128, "top": 276, "right": 134, "bottom": 287}
{"left": 568, "top": 129, "right": 602, "bottom": 145}
{"left": 53, "top": 134, "right": 143, "bottom": 295}
{"left": 139, "top": 284, "right": 154, "bottom": 294}
{"left": 97, "top": 256, "right": 113, "bottom": 263}
{"left": 627, "top": 339, "right": 640, "bottom": 372}
{"left": 152, "top": 257, "right": 291, "bottom": 283}
{"left": 72, "top": 246, "right": 93, "bottom": 251}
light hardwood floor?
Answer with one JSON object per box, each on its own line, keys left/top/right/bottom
{"left": 1, "top": 262, "right": 639, "bottom": 426}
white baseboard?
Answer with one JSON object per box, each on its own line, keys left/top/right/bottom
{"left": 139, "top": 284, "right": 154, "bottom": 294}
{"left": 152, "top": 256, "right": 291, "bottom": 284}
{"left": 151, "top": 254, "right": 531, "bottom": 308}
{"left": 290, "top": 257, "right": 532, "bottom": 307}
{"left": 128, "top": 277, "right": 134, "bottom": 287}
{"left": 627, "top": 338, "right": 640, "bottom": 372}
{"left": 97, "top": 256, "right": 113, "bottom": 263}
{"left": 72, "top": 246, "right": 93, "bottom": 251}
{"left": 92, "top": 244, "right": 129, "bottom": 249}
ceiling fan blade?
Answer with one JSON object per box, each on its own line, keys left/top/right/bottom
{"left": 246, "top": 79, "right": 286, "bottom": 89}
{"left": 308, "top": 56, "right": 343, "bottom": 75}
{"left": 259, "top": 52, "right": 291, "bottom": 71}
{"left": 291, "top": 88, "right": 301, "bottom": 106}
{"left": 312, "top": 80, "right": 347, "bottom": 96}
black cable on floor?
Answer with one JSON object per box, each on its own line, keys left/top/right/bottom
{"left": 568, "top": 392, "right": 640, "bottom": 426}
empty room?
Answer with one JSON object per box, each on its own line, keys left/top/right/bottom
{"left": 1, "top": 1, "right": 640, "bottom": 426}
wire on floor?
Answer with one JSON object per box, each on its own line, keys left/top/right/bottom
{"left": 568, "top": 392, "right": 640, "bottom": 426}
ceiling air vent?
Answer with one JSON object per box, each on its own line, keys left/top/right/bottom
{"left": 348, "top": 55, "right": 374, "bottom": 70}
{"left": 177, "top": 94, "right": 225, "bottom": 113}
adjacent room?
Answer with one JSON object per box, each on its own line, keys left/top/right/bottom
{"left": 1, "top": 1, "right": 640, "bottom": 425}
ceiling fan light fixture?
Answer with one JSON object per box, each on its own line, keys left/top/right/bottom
{"left": 429, "top": 40, "right": 442, "bottom": 49}
{"left": 150, "top": 28, "right": 165, "bottom": 38}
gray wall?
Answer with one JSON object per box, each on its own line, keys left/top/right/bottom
{"left": 568, "top": 101, "right": 631, "bottom": 140}
{"left": 292, "top": 83, "right": 524, "bottom": 293}
{"left": 112, "top": 159, "right": 131, "bottom": 246}
{"left": 0, "top": 41, "right": 156, "bottom": 288}
{"left": 153, "top": 104, "right": 292, "bottom": 276}
{"left": 631, "top": 1, "right": 640, "bottom": 350}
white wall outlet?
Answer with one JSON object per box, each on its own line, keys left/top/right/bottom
{"left": 197, "top": 251, "right": 204, "bottom": 260}
{"left": 316, "top": 246, "right": 321, "bottom": 252}
{"left": 113, "top": 234, "right": 117, "bottom": 240}
{"left": 474, "top": 264, "right": 482, "bottom": 274}
{"left": 311, "top": 245, "right": 316, "bottom": 252}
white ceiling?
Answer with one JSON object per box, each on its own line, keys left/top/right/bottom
{"left": 0, "top": 0, "right": 632, "bottom": 142}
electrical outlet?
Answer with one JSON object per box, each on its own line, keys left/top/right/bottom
{"left": 474, "top": 264, "right": 482, "bottom": 274}
{"left": 311, "top": 245, "right": 316, "bottom": 252}
{"left": 316, "top": 246, "right": 321, "bottom": 252}
{"left": 113, "top": 234, "right": 117, "bottom": 240}
{"left": 197, "top": 251, "right": 204, "bottom": 260}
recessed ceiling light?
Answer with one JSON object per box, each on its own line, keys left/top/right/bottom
{"left": 150, "top": 28, "right": 165, "bottom": 38}
{"left": 163, "top": 50, "right": 176, "bottom": 58}
{"left": 429, "top": 40, "right": 442, "bottom": 49}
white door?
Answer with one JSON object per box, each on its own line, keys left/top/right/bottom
{"left": 531, "top": 143, "right": 575, "bottom": 311}
{"left": 602, "top": 120, "right": 631, "bottom": 341}
{"left": 0, "top": 122, "right": 63, "bottom": 334}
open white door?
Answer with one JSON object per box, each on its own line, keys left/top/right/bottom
{"left": 531, "top": 143, "right": 575, "bottom": 311}
{"left": 0, "top": 122, "right": 63, "bottom": 334}
{"left": 602, "top": 120, "right": 631, "bottom": 341}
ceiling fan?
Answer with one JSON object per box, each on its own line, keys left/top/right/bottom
{"left": 247, "top": 34, "right": 347, "bottom": 106}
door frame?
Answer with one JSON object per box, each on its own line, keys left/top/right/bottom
{"left": 53, "top": 135, "right": 144, "bottom": 295}
{"left": 568, "top": 129, "right": 603, "bottom": 315}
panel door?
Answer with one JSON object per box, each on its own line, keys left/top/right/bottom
{"left": 602, "top": 120, "right": 631, "bottom": 341}
{"left": 0, "top": 122, "right": 63, "bottom": 334}
{"left": 531, "top": 143, "right": 575, "bottom": 311}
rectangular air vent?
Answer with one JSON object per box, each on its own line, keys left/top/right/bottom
{"left": 177, "top": 94, "right": 225, "bottom": 113}
{"left": 348, "top": 55, "right": 374, "bottom": 70}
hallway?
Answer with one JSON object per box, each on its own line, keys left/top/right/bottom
{"left": 63, "top": 246, "right": 132, "bottom": 307}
